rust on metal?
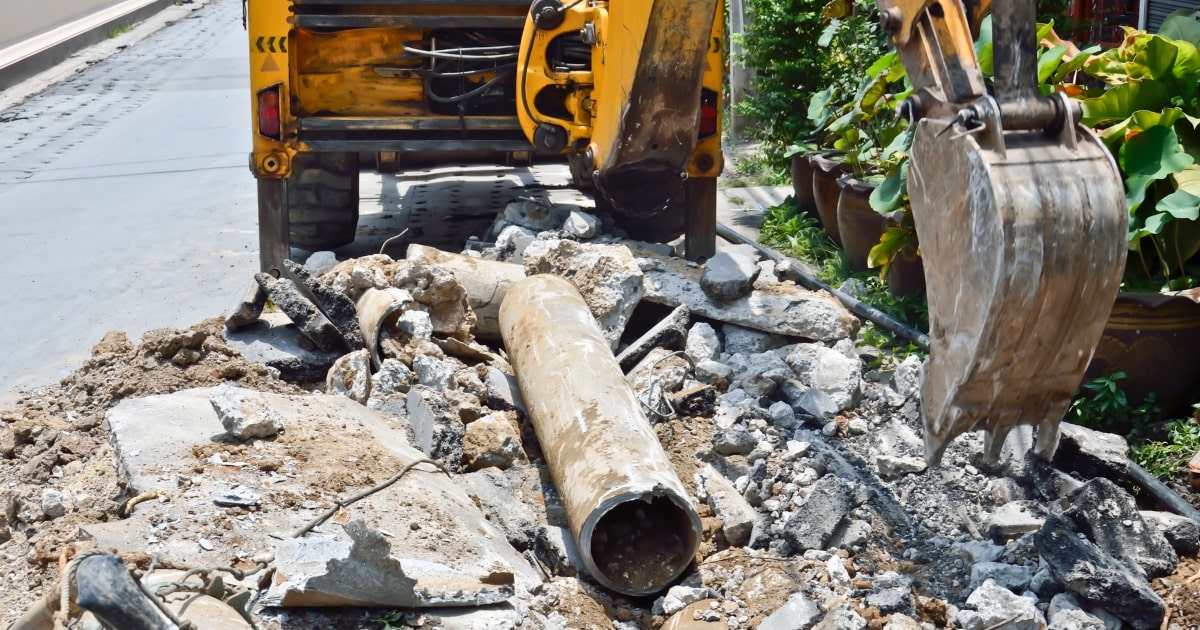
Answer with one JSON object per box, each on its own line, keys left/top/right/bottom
{"left": 499, "top": 274, "right": 701, "bottom": 595}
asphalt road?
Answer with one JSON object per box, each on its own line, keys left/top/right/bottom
{"left": 0, "top": 0, "right": 257, "bottom": 402}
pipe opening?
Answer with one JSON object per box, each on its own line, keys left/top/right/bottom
{"left": 590, "top": 495, "right": 698, "bottom": 594}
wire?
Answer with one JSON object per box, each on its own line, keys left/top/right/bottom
{"left": 401, "top": 44, "right": 518, "bottom": 61}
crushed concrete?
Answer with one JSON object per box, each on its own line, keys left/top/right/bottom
{"left": 4, "top": 207, "right": 1200, "bottom": 630}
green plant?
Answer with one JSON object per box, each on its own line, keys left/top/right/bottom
{"left": 1067, "top": 372, "right": 1162, "bottom": 435}
{"left": 1131, "top": 408, "right": 1200, "bottom": 480}
{"left": 1052, "top": 18, "right": 1200, "bottom": 290}
{"left": 106, "top": 24, "right": 133, "bottom": 38}
{"left": 375, "top": 611, "right": 407, "bottom": 629}
{"left": 734, "top": 0, "right": 827, "bottom": 163}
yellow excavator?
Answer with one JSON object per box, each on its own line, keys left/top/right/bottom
{"left": 875, "top": 0, "right": 1128, "bottom": 464}
{"left": 243, "top": 0, "right": 723, "bottom": 271}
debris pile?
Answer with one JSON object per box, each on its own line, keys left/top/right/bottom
{"left": 3, "top": 199, "right": 1200, "bottom": 628}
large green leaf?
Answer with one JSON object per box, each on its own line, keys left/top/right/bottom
{"left": 1038, "top": 46, "right": 1069, "bottom": 84}
{"left": 1052, "top": 45, "right": 1102, "bottom": 83}
{"left": 1121, "top": 125, "right": 1194, "bottom": 213}
{"left": 1157, "top": 189, "right": 1200, "bottom": 220}
{"left": 1081, "top": 81, "right": 1170, "bottom": 127}
{"left": 870, "top": 161, "right": 908, "bottom": 213}
{"left": 1175, "top": 165, "right": 1200, "bottom": 196}
{"left": 1159, "top": 9, "right": 1200, "bottom": 44}
{"left": 1132, "top": 36, "right": 1181, "bottom": 81}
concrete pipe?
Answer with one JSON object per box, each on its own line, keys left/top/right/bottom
{"left": 499, "top": 274, "right": 701, "bottom": 596}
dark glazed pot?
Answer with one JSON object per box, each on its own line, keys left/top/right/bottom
{"left": 1085, "top": 291, "right": 1200, "bottom": 416}
{"left": 791, "top": 152, "right": 818, "bottom": 220}
{"left": 835, "top": 175, "right": 887, "bottom": 272}
{"left": 810, "top": 153, "right": 846, "bottom": 246}
{"left": 887, "top": 245, "right": 925, "bottom": 298}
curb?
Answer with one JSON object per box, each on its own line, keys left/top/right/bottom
{"left": 0, "top": 0, "right": 184, "bottom": 95}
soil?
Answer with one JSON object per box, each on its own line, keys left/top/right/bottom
{"left": 0, "top": 318, "right": 302, "bottom": 621}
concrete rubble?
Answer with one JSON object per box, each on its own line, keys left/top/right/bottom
{"left": 3, "top": 205, "right": 1199, "bottom": 630}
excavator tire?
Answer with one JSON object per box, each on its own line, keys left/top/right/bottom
{"left": 288, "top": 152, "right": 360, "bottom": 250}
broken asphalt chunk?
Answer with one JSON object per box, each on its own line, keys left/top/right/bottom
{"left": 283, "top": 259, "right": 364, "bottom": 349}
{"left": 254, "top": 272, "right": 348, "bottom": 353}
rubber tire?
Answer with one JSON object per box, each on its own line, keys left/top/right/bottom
{"left": 288, "top": 152, "right": 360, "bottom": 250}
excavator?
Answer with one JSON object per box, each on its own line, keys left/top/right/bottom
{"left": 243, "top": 0, "right": 1127, "bottom": 465}
{"left": 243, "top": 0, "right": 723, "bottom": 271}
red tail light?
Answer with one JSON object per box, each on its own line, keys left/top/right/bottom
{"left": 698, "top": 88, "right": 718, "bottom": 139}
{"left": 257, "top": 86, "right": 281, "bottom": 139}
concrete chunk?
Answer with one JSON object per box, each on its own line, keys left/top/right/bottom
{"left": 221, "top": 312, "right": 341, "bottom": 382}
{"left": 209, "top": 384, "right": 284, "bottom": 439}
{"left": 255, "top": 272, "right": 349, "bottom": 353}
{"left": 1054, "top": 423, "right": 1129, "bottom": 481}
{"left": 615, "top": 305, "right": 690, "bottom": 372}
{"left": 639, "top": 255, "right": 857, "bottom": 343}
{"left": 264, "top": 520, "right": 514, "bottom": 607}
{"left": 701, "top": 251, "right": 760, "bottom": 302}
{"left": 782, "top": 475, "right": 855, "bottom": 551}
{"left": 696, "top": 465, "right": 756, "bottom": 547}
{"left": 1063, "top": 477, "right": 1178, "bottom": 579}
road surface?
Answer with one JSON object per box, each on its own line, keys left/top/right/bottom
{"left": 0, "top": 0, "right": 257, "bottom": 402}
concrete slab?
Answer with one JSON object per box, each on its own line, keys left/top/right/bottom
{"left": 100, "top": 388, "right": 541, "bottom": 594}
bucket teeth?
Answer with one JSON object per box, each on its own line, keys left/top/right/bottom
{"left": 910, "top": 119, "right": 1127, "bottom": 466}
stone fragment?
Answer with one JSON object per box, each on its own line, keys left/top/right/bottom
{"left": 1063, "top": 477, "right": 1177, "bottom": 579}
{"left": 564, "top": 209, "right": 600, "bottom": 238}
{"left": 876, "top": 454, "right": 926, "bottom": 478}
{"left": 396, "top": 310, "right": 433, "bottom": 341}
{"left": 660, "top": 600, "right": 724, "bottom": 630}
{"left": 255, "top": 273, "right": 348, "bottom": 353}
{"left": 284, "top": 259, "right": 364, "bottom": 349}
{"left": 41, "top": 489, "right": 68, "bottom": 519}
{"left": 141, "top": 327, "right": 207, "bottom": 361}
{"left": 1046, "top": 593, "right": 1107, "bottom": 630}
{"left": 92, "top": 330, "right": 134, "bottom": 356}
{"left": 303, "top": 250, "right": 339, "bottom": 276}
{"left": 480, "top": 365, "right": 526, "bottom": 414}
{"left": 696, "top": 465, "right": 756, "bottom": 547}
{"left": 813, "top": 603, "right": 867, "bottom": 630}
{"left": 986, "top": 501, "right": 1045, "bottom": 540}
{"left": 494, "top": 225, "right": 539, "bottom": 260}
{"left": 694, "top": 359, "right": 732, "bottom": 390}
{"left": 784, "top": 344, "right": 862, "bottom": 413}
{"left": 685, "top": 322, "right": 722, "bottom": 362}
{"left": 522, "top": 239, "right": 645, "bottom": 349}
{"left": 370, "top": 359, "right": 414, "bottom": 398}
{"left": 462, "top": 412, "right": 525, "bottom": 471}
{"left": 713, "top": 427, "right": 756, "bottom": 456}
{"left": 956, "top": 579, "right": 1044, "bottom": 630}
{"left": 406, "top": 385, "right": 465, "bottom": 467}
{"left": 968, "top": 562, "right": 1033, "bottom": 593}
{"left": 782, "top": 475, "right": 855, "bottom": 551}
{"left": 222, "top": 312, "right": 340, "bottom": 381}
{"left": 757, "top": 592, "right": 820, "bottom": 630}
{"left": 209, "top": 384, "right": 284, "bottom": 439}
{"left": 828, "top": 519, "right": 872, "bottom": 549}
{"left": 224, "top": 280, "right": 268, "bottom": 331}
{"left": 1035, "top": 513, "right": 1165, "bottom": 630}
{"left": 700, "top": 252, "right": 761, "bottom": 302}
{"left": 413, "top": 355, "right": 457, "bottom": 392}
{"left": 503, "top": 199, "right": 570, "bottom": 231}
{"left": 534, "top": 524, "right": 583, "bottom": 577}
{"left": 213, "top": 485, "right": 260, "bottom": 508}
{"left": 796, "top": 388, "right": 839, "bottom": 420}
{"left": 891, "top": 355, "right": 921, "bottom": 399}
{"left": 265, "top": 520, "right": 514, "bottom": 608}
{"left": 768, "top": 401, "right": 797, "bottom": 429}
{"left": 1142, "top": 510, "right": 1200, "bottom": 556}
{"left": 640, "top": 261, "right": 857, "bottom": 342}
{"left": 866, "top": 586, "right": 913, "bottom": 615}
{"left": 722, "top": 324, "right": 786, "bottom": 355}
{"left": 614, "top": 305, "right": 690, "bottom": 372}
{"left": 1053, "top": 423, "right": 1129, "bottom": 481}
{"left": 654, "top": 585, "right": 714, "bottom": 616}
{"left": 326, "top": 349, "right": 372, "bottom": 404}
{"left": 667, "top": 381, "right": 717, "bottom": 417}
{"left": 882, "top": 614, "right": 924, "bottom": 630}
{"left": 459, "top": 465, "right": 556, "bottom": 553}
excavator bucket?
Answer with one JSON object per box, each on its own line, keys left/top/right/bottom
{"left": 910, "top": 116, "right": 1127, "bottom": 465}
{"left": 874, "top": 0, "right": 1129, "bottom": 464}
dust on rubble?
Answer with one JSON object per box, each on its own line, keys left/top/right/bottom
{"left": 0, "top": 318, "right": 302, "bottom": 621}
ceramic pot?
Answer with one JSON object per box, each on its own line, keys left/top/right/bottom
{"left": 886, "top": 245, "right": 925, "bottom": 298}
{"left": 1085, "top": 292, "right": 1200, "bottom": 416}
{"left": 790, "top": 152, "right": 818, "bottom": 219}
{"left": 810, "top": 153, "right": 846, "bottom": 246}
{"left": 835, "top": 175, "right": 887, "bottom": 272}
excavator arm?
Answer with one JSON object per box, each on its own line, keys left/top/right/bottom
{"left": 876, "top": 0, "right": 1128, "bottom": 464}
{"left": 514, "top": 0, "right": 724, "bottom": 260}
